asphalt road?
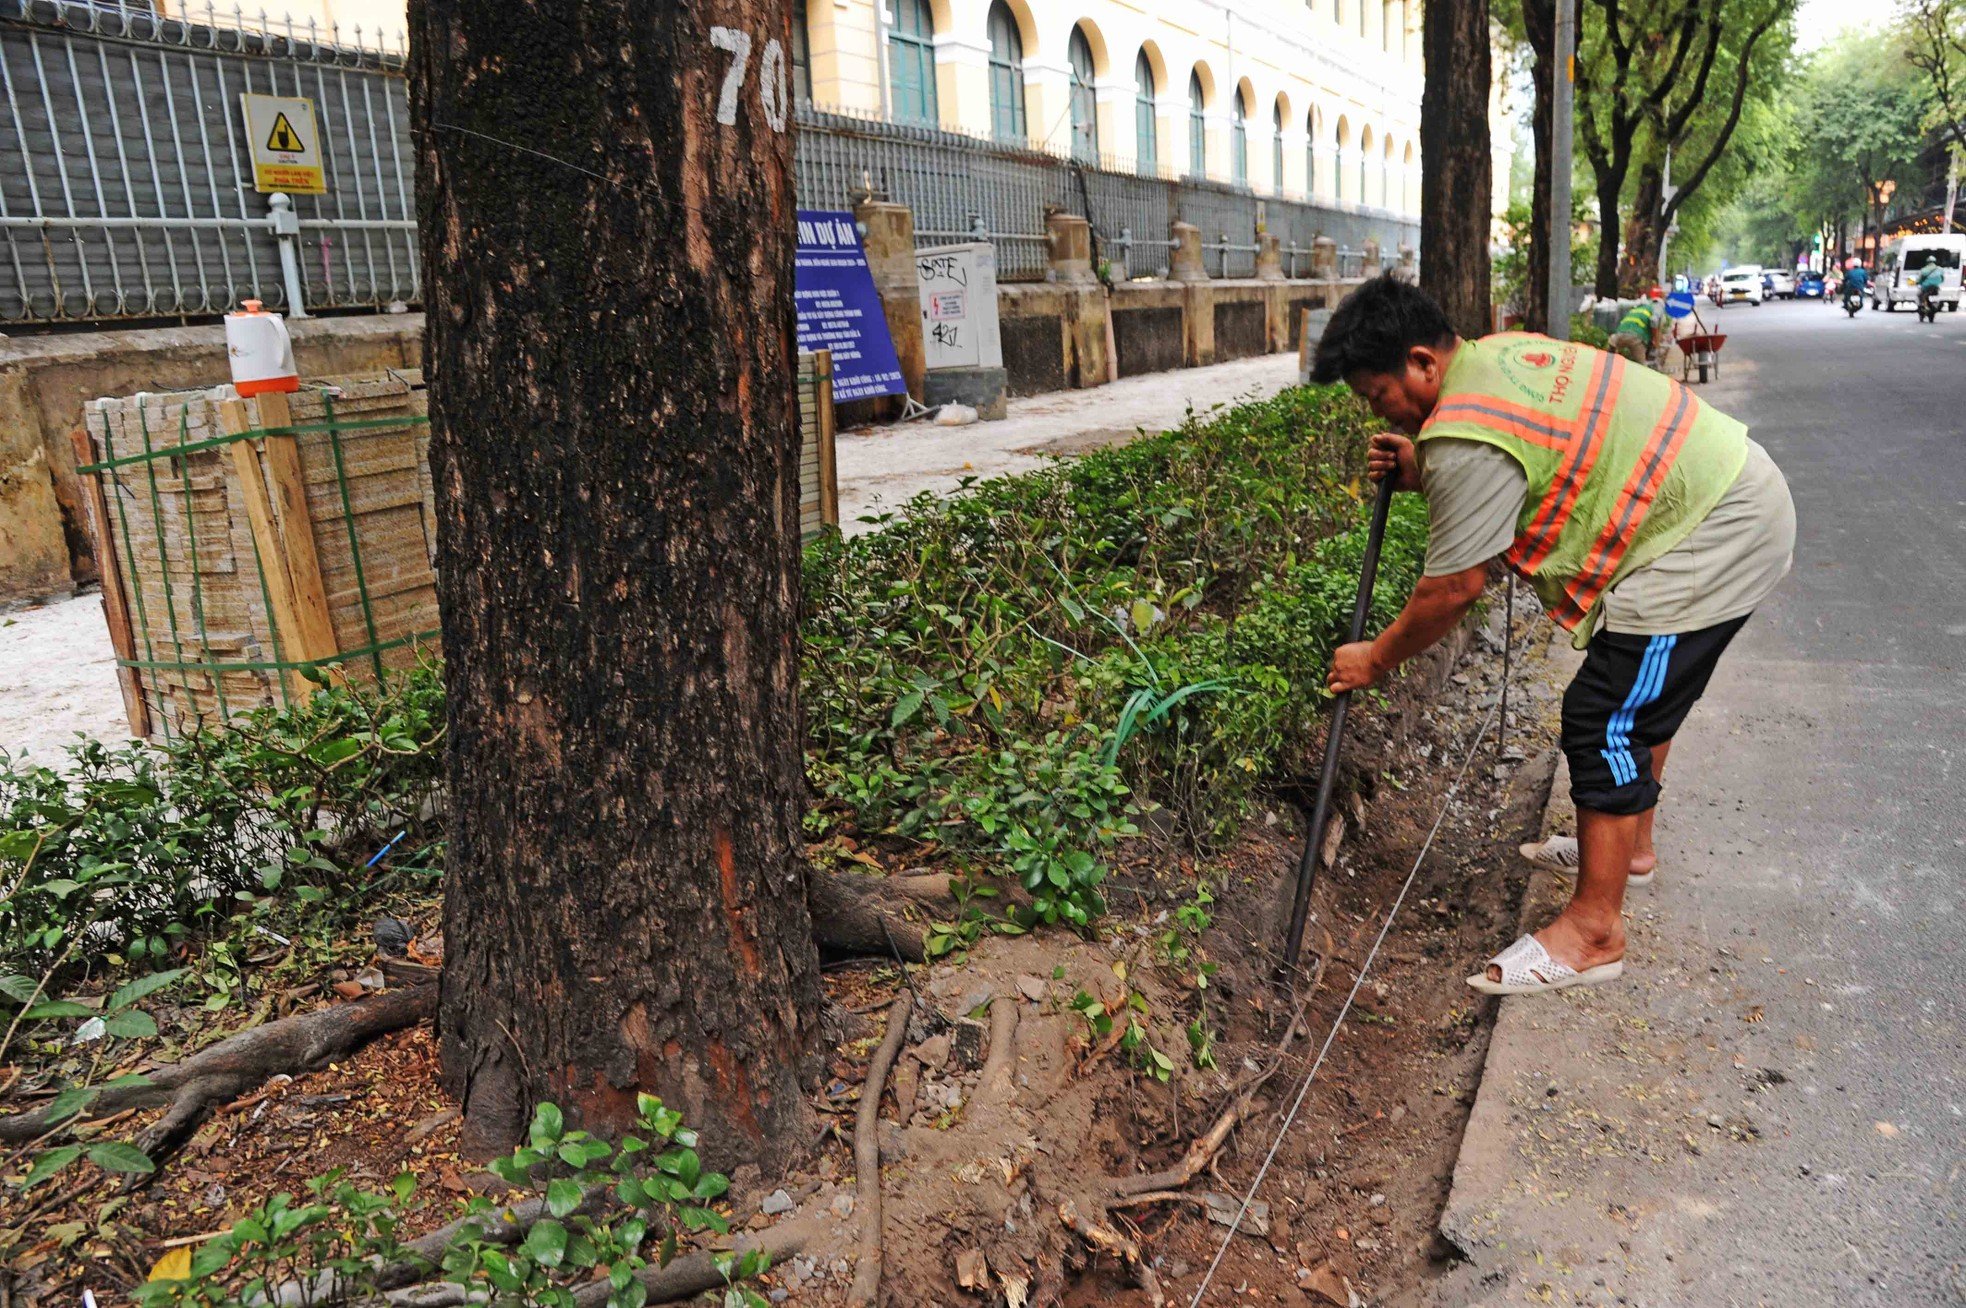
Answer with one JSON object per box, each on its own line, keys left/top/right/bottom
{"left": 1431, "top": 295, "right": 1965, "bottom": 1307}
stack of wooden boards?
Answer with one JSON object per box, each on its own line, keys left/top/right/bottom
{"left": 75, "top": 352, "right": 838, "bottom": 742}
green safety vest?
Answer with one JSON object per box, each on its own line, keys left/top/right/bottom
{"left": 1616, "top": 301, "right": 1657, "bottom": 336}
{"left": 1418, "top": 333, "right": 1748, "bottom": 646}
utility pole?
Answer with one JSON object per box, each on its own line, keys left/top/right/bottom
{"left": 1657, "top": 143, "right": 1675, "bottom": 287}
{"left": 1946, "top": 150, "right": 1960, "bottom": 235}
{"left": 1546, "top": 0, "right": 1574, "bottom": 341}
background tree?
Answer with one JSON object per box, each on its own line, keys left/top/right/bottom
{"left": 1422, "top": 0, "right": 1495, "bottom": 336}
{"left": 1903, "top": 0, "right": 1966, "bottom": 155}
{"left": 1573, "top": 0, "right": 1796, "bottom": 295}
{"left": 1793, "top": 35, "right": 1932, "bottom": 263}
{"left": 407, "top": 0, "right": 823, "bottom": 1165}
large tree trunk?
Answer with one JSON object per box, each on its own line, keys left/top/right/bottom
{"left": 1592, "top": 165, "right": 1623, "bottom": 297}
{"left": 408, "top": 0, "right": 821, "bottom": 1167}
{"left": 1523, "top": 0, "right": 1554, "bottom": 332}
{"left": 1420, "top": 0, "right": 1494, "bottom": 338}
{"left": 1617, "top": 165, "right": 1666, "bottom": 295}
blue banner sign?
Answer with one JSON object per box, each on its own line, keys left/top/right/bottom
{"left": 794, "top": 210, "right": 907, "bottom": 402}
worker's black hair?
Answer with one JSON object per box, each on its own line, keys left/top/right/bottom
{"left": 1309, "top": 274, "right": 1458, "bottom": 385}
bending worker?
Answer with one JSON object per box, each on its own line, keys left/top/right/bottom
{"left": 1311, "top": 275, "right": 1795, "bottom": 996}
{"left": 1608, "top": 291, "right": 1663, "bottom": 365}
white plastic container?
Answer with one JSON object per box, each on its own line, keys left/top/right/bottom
{"left": 224, "top": 299, "right": 299, "bottom": 397}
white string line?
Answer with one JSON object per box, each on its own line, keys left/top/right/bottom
{"left": 1185, "top": 675, "right": 1512, "bottom": 1307}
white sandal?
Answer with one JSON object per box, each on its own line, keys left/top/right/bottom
{"left": 1518, "top": 835, "right": 1655, "bottom": 888}
{"left": 1466, "top": 934, "right": 1625, "bottom": 996}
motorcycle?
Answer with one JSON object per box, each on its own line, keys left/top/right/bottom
{"left": 1917, "top": 285, "right": 1941, "bottom": 322}
{"left": 1843, "top": 287, "right": 1864, "bottom": 318}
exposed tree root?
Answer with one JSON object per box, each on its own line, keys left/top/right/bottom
{"left": 976, "top": 994, "right": 1019, "bottom": 1108}
{"left": 806, "top": 870, "right": 975, "bottom": 961}
{"left": 1056, "top": 1199, "right": 1165, "bottom": 1307}
{"left": 568, "top": 1213, "right": 829, "bottom": 1308}
{"left": 0, "top": 986, "right": 437, "bottom": 1165}
{"left": 847, "top": 993, "right": 912, "bottom": 1307}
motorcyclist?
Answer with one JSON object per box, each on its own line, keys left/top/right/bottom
{"left": 1842, "top": 259, "right": 1870, "bottom": 303}
{"left": 1916, "top": 260, "right": 1946, "bottom": 315}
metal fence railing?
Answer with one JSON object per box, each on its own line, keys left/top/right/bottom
{"left": 795, "top": 104, "right": 1418, "bottom": 283}
{"left": 1, "top": 0, "right": 416, "bottom": 324}
{"left": 2, "top": 2, "right": 1419, "bottom": 325}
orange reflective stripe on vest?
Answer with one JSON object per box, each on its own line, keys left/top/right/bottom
{"left": 1560, "top": 378, "right": 1702, "bottom": 623}
{"left": 1505, "top": 350, "right": 1626, "bottom": 575}
{"left": 1414, "top": 334, "right": 1747, "bottom": 645}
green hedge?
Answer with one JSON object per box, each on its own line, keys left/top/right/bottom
{"left": 2, "top": 385, "right": 1426, "bottom": 990}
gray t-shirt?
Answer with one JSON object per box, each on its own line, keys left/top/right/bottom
{"left": 1417, "top": 436, "right": 1795, "bottom": 635}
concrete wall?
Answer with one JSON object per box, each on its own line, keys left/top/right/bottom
{"left": 1, "top": 266, "right": 1366, "bottom": 605}
{"left": 0, "top": 313, "right": 422, "bottom": 607}
{"left": 996, "top": 276, "right": 1359, "bottom": 397}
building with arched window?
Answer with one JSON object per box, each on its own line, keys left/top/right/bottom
{"left": 1134, "top": 52, "right": 1157, "bottom": 176}
{"left": 1187, "top": 71, "right": 1207, "bottom": 181}
{"left": 884, "top": 0, "right": 937, "bottom": 125}
{"left": 1230, "top": 88, "right": 1248, "bottom": 186}
{"left": 1068, "top": 26, "right": 1097, "bottom": 163}
{"left": 985, "top": 2, "right": 1026, "bottom": 142}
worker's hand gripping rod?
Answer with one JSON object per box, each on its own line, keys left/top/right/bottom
{"left": 1279, "top": 472, "right": 1398, "bottom": 987}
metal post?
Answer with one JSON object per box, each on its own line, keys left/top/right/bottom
{"left": 268, "top": 192, "right": 308, "bottom": 318}
{"left": 1546, "top": 0, "right": 1574, "bottom": 341}
{"left": 1946, "top": 150, "right": 1959, "bottom": 236}
{"left": 1658, "top": 143, "right": 1675, "bottom": 287}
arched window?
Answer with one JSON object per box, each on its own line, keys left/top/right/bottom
{"left": 1272, "top": 100, "right": 1285, "bottom": 196}
{"left": 791, "top": 0, "right": 811, "bottom": 104}
{"left": 1335, "top": 117, "right": 1351, "bottom": 200}
{"left": 1068, "top": 26, "right": 1097, "bottom": 163}
{"left": 986, "top": 2, "right": 1025, "bottom": 142}
{"left": 1305, "top": 109, "right": 1318, "bottom": 198}
{"left": 1231, "top": 88, "right": 1248, "bottom": 186}
{"left": 1134, "top": 53, "right": 1157, "bottom": 175}
{"left": 1359, "top": 126, "right": 1374, "bottom": 205}
{"left": 1383, "top": 1, "right": 1396, "bottom": 52}
{"left": 1188, "top": 72, "right": 1206, "bottom": 179}
{"left": 887, "top": 0, "right": 938, "bottom": 125}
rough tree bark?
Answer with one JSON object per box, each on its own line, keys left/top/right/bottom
{"left": 407, "top": 0, "right": 821, "bottom": 1165}
{"left": 1421, "top": 0, "right": 1494, "bottom": 338}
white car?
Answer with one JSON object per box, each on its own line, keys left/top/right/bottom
{"left": 1872, "top": 234, "right": 1964, "bottom": 313}
{"left": 1720, "top": 266, "right": 1765, "bottom": 305}
{"left": 1764, "top": 269, "right": 1796, "bottom": 298}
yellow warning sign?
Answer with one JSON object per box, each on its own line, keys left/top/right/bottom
{"left": 239, "top": 93, "right": 327, "bottom": 195}
{"left": 266, "top": 112, "right": 305, "bottom": 153}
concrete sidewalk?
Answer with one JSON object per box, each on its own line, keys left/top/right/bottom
{"left": 835, "top": 352, "right": 1298, "bottom": 529}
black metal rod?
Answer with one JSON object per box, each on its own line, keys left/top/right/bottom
{"left": 1279, "top": 473, "right": 1398, "bottom": 986}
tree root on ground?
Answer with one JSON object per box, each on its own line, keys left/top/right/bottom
{"left": 0, "top": 985, "right": 437, "bottom": 1165}
{"left": 1056, "top": 1199, "right": 1165, "bottom": 1307}
{"left": 846, "top": 992, "right": 912, "bottom": 1308}
{"left": 807, "top": 869, "right": 970, "bottom": 962}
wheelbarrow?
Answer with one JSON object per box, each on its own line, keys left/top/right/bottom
{"left": 1678, "top": 326, "right": 1727, "bottom": 383}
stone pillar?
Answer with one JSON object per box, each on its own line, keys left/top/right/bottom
{"left": 1362, "top": 238, "right": 1383, "bottom": 278}
{"left": 1312, "top": 235, "right": 1338, "bottom": 280}
{"left": 1046, "top": 211, "right": 1097, "bottom": 284}
{"left": 853, "top": 198, "right": 928, "bottom": 403}
{"left": 1256, "top": 232, "right": 1285, "bottom": 282}
{"left": 1171, "top": 221, "right": 1209, "bottom": 283}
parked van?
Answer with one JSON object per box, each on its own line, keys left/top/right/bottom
{"left": 1873, "top": 234, "right": 1964, "bottom": 313}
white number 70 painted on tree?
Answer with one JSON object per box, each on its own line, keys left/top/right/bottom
{"left": 710, "top": 26, "right": 789, "bottom": 133}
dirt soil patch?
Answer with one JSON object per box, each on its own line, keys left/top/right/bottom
{"left": 5, "top": 602, "right": 1563, "bottom": 1308}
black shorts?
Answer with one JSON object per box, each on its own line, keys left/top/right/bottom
{"left": 1561, "top": 616, "right": 1750, "bottom": 815}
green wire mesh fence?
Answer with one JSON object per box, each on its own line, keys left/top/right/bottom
{"left": 75, "top": 354, "right": 838, "bottom": 743}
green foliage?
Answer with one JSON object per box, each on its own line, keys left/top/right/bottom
{"left": 133, "top": 1098, "right": 765, "bottom": 1308}
{"left": 803, "top": 387, "right": 1426, "bottom": 928}
{"left": 0, "top": 662, "right": 445, "bottom": 993}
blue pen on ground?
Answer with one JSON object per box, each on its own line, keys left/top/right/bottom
{"left": 365, "top": 829, "right": 408, "bottom": 869}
